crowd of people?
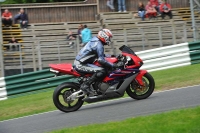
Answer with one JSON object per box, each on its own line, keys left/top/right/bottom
{"left": 69, "top": 0, "right": 173, "bottom": 50}
{"left": 2, "top": 8, "right": 28, "bottom": 51}
{"left": 106, "top": 0, "right": 173, "bottom": 21}
{"left": 2, "top": 1, "right": 173, "bottom": 51}
{"left": 136, "top": 0, "right": 173, "bottom": 21}
{"left": 2, "top": 8, "right": 28, "bottom": 29}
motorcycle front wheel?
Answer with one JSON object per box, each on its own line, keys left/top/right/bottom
{"left": 53, "top": 82, "right": 84, "bottom": 113}
{"left": 126, "top": 72, "right": 155, "bottom": 100}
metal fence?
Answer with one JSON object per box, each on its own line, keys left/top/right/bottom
{"left": 0, "top": 21, "right": 197, "bottom": 77}
{"left": 189, "top": 0, "right": 200, "bottom": 42}
{"left": 3, "top": 39, "right": 79, "bottom": 76}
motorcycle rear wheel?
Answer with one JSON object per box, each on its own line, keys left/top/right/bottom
{"left": 53, "top": 82, "right": 84, "bottom": 112}
{"left": 126, "top": 72, "right": 155, "bottom": 100}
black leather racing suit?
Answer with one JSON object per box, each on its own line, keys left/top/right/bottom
{"left": 74, "top": 36, "right": 113, "bottom": 94}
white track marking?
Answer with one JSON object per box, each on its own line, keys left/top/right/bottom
{"left": 1, "top": 84, "right": 199, "bottom": 123}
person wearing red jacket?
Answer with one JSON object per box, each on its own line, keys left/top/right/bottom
{"left": 160, "top": 0, "right": 173, "bottom": 19}
{"left": 145, "top": 1, "right": 157, "bottom": 20}
{"left": 2, "top": 9, "right": 13, "bottom": 27}
{"left": 149, "top": 0, "right": 159, "bottom": 12}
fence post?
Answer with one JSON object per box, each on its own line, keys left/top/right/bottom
{"left": 19, "top": 43, "right": 23, "bottom": 74}
{"left": 0, "top": 6, "right": 4, "bottom": 77}
{"left": 96, "top": 0, "right": 100, "bottom": 14}
{"left": 37, "top": 41, "right": 42, "bottom": 70}
{"left": 0, "top": 46, "right": 4, "bottom": 77}
{"left": 158, "top": 26, "right": 163, "bottom": 47}
{"left": 190, "top": 0, "right": 197, "bottom": 41}
{"left": 171, "top": 20, "right": 176, "bottom": 44}
{"left": 32, "top": 42, "right": 37, "bottom": 71}
{"left": 111, "top": 41, "right": 116, "bottom": 55}
{"left": 183, "top": 23, "right": 187, "bottom": 42}
{"left": 123, "top": 29, "right": 127, "bottom": 46}
{"left": 140, "top": 28, "right": 146, "bottom": 50}
{"left": 57, "top": 41, "right": 61, "bottom": 63}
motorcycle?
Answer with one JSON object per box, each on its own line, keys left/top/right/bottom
{"left": 49, "top": 45, "right": 155, "bottom": 112}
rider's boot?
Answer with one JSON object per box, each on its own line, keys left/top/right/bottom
{"left": 80, "top": 74, "right": 98, "bottom": 96}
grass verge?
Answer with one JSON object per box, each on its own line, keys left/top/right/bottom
{"left": 0, "top": 64, "right": 200, "bottom": 121}
{"left": 49, "top": 106, "right": 200, "bottom": 133}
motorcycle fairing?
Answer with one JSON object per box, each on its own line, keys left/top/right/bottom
{"left": 103, "top": 69, "right": 140, "bottom": 85}
{"left": 135, "top": 70, "right": 147, "bottom": 86}
{"left": 83, "top": 74, "right": 138, "bottom": 103}
{"left": 49, "top": 63, "right": 81, "bottom": 77}
{"left": 122, "top": 52, "right": 143, "bottom": 69}
{"left": 93, "top": 57, "right": 118, "bottom": 66}
{"left": 105, "top": 57, "right": 118, "bottom": 63}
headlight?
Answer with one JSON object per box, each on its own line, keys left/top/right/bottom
{"left": 125, "top": 56, "right": 134, "bottom": 65}
{"left": 126, "top": 56, "right": 131, "bottom": 61}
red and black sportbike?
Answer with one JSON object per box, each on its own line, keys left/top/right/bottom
{"left": 49, "top": 45, "right": 155, "bottom": 112}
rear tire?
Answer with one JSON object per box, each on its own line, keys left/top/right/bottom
{"left": 126, "top": 73, "right": 155, "bottom": 100}
{"left": 53, "top": 82, "right": 84, "bottom": 113}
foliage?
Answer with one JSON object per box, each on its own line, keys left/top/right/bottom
{"left": 1, "top": 0, "right": 84, "bottom": 4}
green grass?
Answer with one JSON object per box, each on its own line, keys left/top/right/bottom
{"left": 0, "top": 90, "right": 55, "bottom": 121}
{"left": 49, "top": 106, "right": 200, "bottom": 133}
{"left": 152, "top": 63, "right": 200, "bottom": 90}
{"left": 0, "top": 64, "right": 200, "bottom": 121}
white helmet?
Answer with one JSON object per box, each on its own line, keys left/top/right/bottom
{"left": 97, "top": 29, "right": 113, "bottom": 45}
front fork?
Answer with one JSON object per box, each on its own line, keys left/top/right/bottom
{"left": 135, "top": 70, "right": 147, "bottom": 86}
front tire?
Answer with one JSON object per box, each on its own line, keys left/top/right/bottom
{"left": 126, "top": 73, "right": 155, "bottom": 100}
{"left": 53, "top": 82, "right": 84, "bottom": 113}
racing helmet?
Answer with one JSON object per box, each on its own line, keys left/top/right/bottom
{"left": 97, "top": 29, "right": 113, "bottom": 45}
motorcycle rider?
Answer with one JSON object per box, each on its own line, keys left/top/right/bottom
{"left": 74, "top": 29, "right": 123, "bottom": 95}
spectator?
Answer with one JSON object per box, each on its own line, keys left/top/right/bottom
{"left": 107, "top": 0, "right": 115, "bottom": 10}
{"left": 145, "top": 1, "right": 157, "bottom": 20}
{"left": 81, "top": 25, "right": 92, "bottom": 46}
{"left": 8, "top": 37, "right": 19, "bottom": 51}
{"left": 19, "top": 9, "right": 28, "bottom": 29}
{"left": 14, "top": 11, "right": 21, "bottom": 24}
{"left": 149, "top": 0, "right": 159, "bottom": 13}
{"left": 137, "top": 2, "right": 146, "bottom": 21}
{"left": 67, "top": 31, "right": 76, "bottom": 48}
{"left": 158, "top": 0, "right": 163, "bottom": 5}
{"left": 2, "top": 9, "right": 12, "bottom": 27}
{"left": 67, "top": 31, "right": 76, "bottom": 40}
{"left": 160, "top": 0, "right": 173, "bottom": 19}
{"left": 157, "top": 0, "right": 163, "bottom": 13}
{"left": 118, "top": 0, "right": 126, "bottom": 12}
{"left": 77, "top": 24, "right": 83, "bottom": 44}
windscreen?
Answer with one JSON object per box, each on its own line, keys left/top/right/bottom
{"left": 119, "top": 45, "right": 136, "bottom": 55}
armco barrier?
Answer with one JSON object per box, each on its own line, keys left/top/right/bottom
{"left": 0, "top": 41, "right": 200, "bottom": 100}
{"left": 0, "top": 69, "right": 75, "bottom": 100}
{"left": 139, "top": 41, "right": 200, "bottom": 71}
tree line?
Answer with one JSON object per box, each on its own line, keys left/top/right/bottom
{"left": 2, "top": 0, "right": 84, "bottom": 4}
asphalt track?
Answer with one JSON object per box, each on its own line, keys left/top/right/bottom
{"left": 0, "top": 85, "right": 200, "bottom": 133}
